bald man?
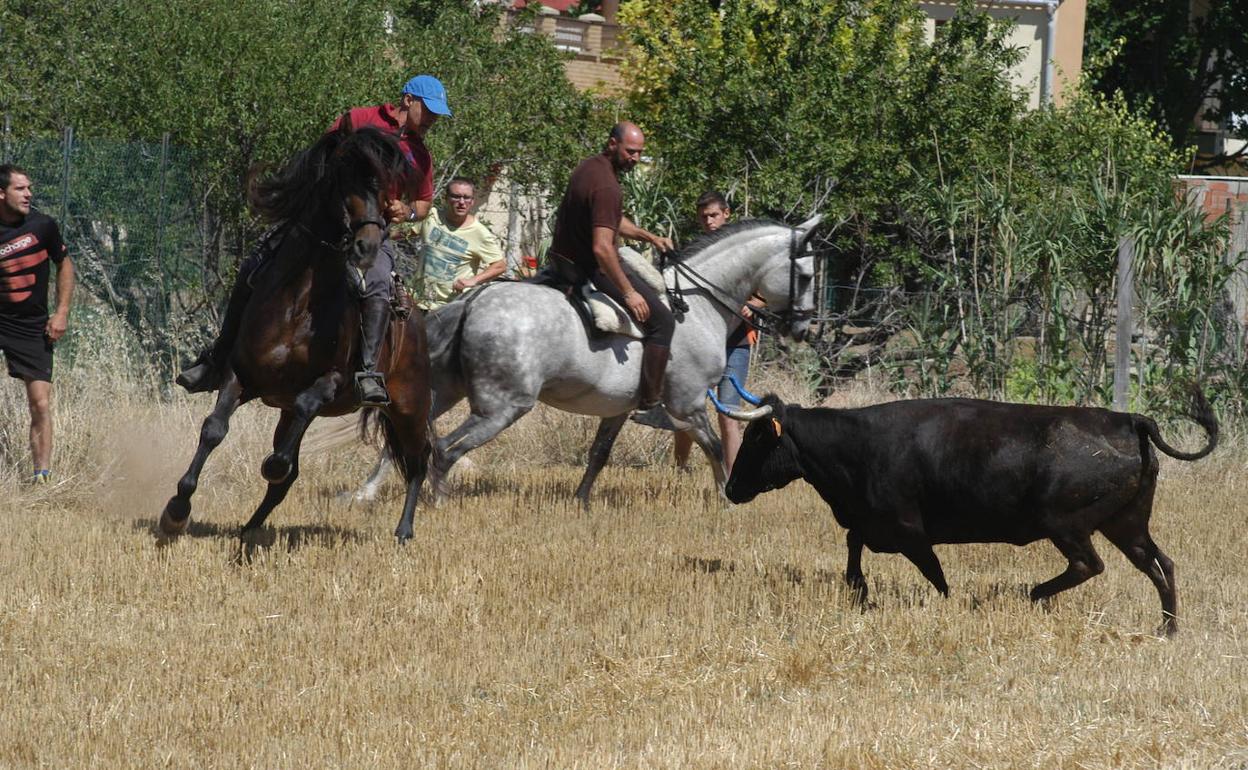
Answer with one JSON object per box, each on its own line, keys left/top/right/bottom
{"left": 548, "top": 122, "right": 676, "bottom": 410}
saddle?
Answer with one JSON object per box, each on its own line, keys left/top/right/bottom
{"left": 533, "top": 246, "right": 670, "bottom": 339}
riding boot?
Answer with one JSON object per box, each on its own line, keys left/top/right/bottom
{"left": 636, "top": 342, "right": 670, "bottom": 410}
{"left": 175, "top": 275, "right": 253, "bottom": 393}
{"left": 355, "top": 295, "right": 392, "bottom": 407}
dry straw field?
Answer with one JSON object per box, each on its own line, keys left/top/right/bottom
{"left": 2, "top": 333, "right": 1247, "bottom": 768}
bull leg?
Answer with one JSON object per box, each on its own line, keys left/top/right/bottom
{"left": 261, "top": 372, "right": 341, "bottom": 483}
{"left": 681, "top": 409, "right": 727, "bottom": 494}
{"left": 901, "top": 543, "right": 950, "bottom": 597}
{"left": 845, "top": 530, "right": 869, "bottom": 606}
{"left": 1030, "top": 533, "right": 1105, "bottom": 606}
{"left": 159, "top": 373, "right": 243, "bottom": 538}
{"left": 241, "top": 411, "right": 303, "bottom": 541}
{"left": 574, "top": 414, "right": 629, "bottom": 509}
{"left": 1098, "top": 477, "right": 1178, "bottom": 636}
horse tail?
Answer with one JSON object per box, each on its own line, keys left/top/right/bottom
{"left": 426, "top": 299, "right": 471, "bottom": 385}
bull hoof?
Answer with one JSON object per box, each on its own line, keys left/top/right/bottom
{"left": 1159, "top": 615, "right": 1178, "bottom": 638}
{"left": 261, "top": 453, "right": 291, "bottom": 484}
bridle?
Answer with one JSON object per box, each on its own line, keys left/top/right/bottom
{"left": 296, "top": 212, "right": 387, "bottom": 253}
{"left": 663, "top": 224, "right": 815, "bottom": 336}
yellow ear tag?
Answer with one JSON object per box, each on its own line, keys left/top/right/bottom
{"left": 771, "top": 417, "right": 782, "bottom": 437}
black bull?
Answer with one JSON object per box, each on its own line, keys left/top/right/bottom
{"left": 724, "top": 392, "right": 1219, "bottom": 636}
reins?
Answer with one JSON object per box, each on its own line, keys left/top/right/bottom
{"left": 662, "top": 224, "right": 812, "bottom": 336}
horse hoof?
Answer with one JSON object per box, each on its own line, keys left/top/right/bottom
{"left": 240, "top": 527, "right": 277, "bottom": 549}
{"left": 159, "top": 502, "right": 190, "bottom": 537}
{"left": 261, "top": 453, "right": 291, "bottom": 483}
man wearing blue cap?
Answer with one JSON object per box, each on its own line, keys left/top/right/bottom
{"left": 177, "top": 75, "right": 451, "bottom": 406}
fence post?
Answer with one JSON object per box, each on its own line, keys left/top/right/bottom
{"left": 154, "top": 133, "right": 170, "bottom": 277}
{"left": 1113, "top": 236, "right": 1134, "bottom": 411}
{"left": 60, "top": 126, "right": 74, "bottom": 232}
{"left": 505, "top": 179, "right": 521, "bottom": 277}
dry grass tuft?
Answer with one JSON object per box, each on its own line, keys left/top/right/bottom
{"left": 2, "top": 348, "right": 1247, "bottom": 768}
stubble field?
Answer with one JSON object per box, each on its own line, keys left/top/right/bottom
{"left": 2, "top": 355, "right": 1247, "bottom": 769}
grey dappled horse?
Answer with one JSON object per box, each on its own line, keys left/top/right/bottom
{"left": 354, "top": 216, "right": 820, "bottom": 506}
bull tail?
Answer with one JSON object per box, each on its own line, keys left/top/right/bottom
{"left": 1135, "top": 386, "right": 1218, "bottom": 462}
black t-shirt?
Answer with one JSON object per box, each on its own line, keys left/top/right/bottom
{"left": 0, "top": 210, "right": 67, "bottom": 329}
{"left": 549, "top": 153, "right": 623, "bottom": 272}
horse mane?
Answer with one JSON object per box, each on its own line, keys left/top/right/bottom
{"left": 678, "top": 218, "right": 789, "bottom": 262}
{"left": 248, "top": 126, "right": 409, "bottom": 224}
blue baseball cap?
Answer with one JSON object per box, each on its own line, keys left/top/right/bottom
{"left": 402, "top": 75, "right": 451, "bottom": 117}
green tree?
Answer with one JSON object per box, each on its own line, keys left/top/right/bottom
{"left": 1084, "top": 0, "right": 1248, "bottom": 155}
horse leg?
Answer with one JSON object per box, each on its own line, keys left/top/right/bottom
{"left": 424, "top": 382, "right": 464, "bottom": 501}
{"left": 260, "top": 372, "right": 342, "bottom": 483}
{"left": 342, "top": 448, "right": 391, "bottom": 503}
{"left": 378, "top": 411, "right": 432, "bottom": 544}
{"left": 159, "top": 373, "right": 243, "bottom": 538}
{"left": 574, "top": 414, "right": 629, "bottom": 509}
{"left": 682, "top": 409, "right": 727, "bottom": 494}
{"left": 240, "top": 411, "right": 305, "bottom": 543}
{"left": 431, "top": 401, "right": 532, "bottom": 503}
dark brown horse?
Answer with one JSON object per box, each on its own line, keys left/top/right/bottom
{"left": 159, "top": 127, "right": 431, "bottom": 543}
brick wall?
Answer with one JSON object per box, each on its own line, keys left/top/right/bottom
{"left": 1180, "top": 175, "right": 1248, "bottom": 328}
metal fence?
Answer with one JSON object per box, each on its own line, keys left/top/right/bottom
{"left": 3, "top": 121, "right": 224, "bottom": 377}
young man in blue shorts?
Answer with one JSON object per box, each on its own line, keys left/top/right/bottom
{"left": 672, "top": 191, "right": 761, "bottom": 474}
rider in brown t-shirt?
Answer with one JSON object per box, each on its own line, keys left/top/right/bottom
{"left": 549, "top": 122, "right": 675, "bottom": 410}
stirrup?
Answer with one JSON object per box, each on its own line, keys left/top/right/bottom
{"left": 355, "top": 370, "right": 390, "bottom": 407}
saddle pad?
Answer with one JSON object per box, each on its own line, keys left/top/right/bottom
{"left": 583, "top": 246, "right": 669, "bottom": 338}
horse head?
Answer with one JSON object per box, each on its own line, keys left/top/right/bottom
{"left": 249, "top": 126, "right": 407, "bottom": 278}
{"left": 754, "top": 214, "right": 821, "bottom": 341}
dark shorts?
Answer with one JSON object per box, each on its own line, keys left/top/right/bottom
{"left": 715, "top": 345, "right": 751, "bottom": 407}
{"left": 0, "top": 318, "right": 53, "bottom": 382}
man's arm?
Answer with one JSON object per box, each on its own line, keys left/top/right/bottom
{"left": 46, "top": 256, "right": 74, "bottom": 342}
{"left": 619, "top": 215, "right": 675, "bottom": 254}
{"left": 388, "top": 199, "right": 432, "bottom": 223}
{"left": 593, "top": 225, "right": 649, "bottom": 322}
{"left": 453, "top": 258, "right": 506, "bottom": 291}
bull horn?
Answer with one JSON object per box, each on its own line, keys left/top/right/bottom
{"left": 726, "top": 374, "right": 763, "bottom": 405}
{"left": 707, "top": 388, "right": 774, "bottom": 421}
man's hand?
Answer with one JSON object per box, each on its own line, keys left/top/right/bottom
{"left": 624, "top": 290, "right": 650, "bottom": 323}
{"left": 452, "top": 277, "right": 472, "bottom": 292}
{"left": 385, "top": 199, "right": 411, "bottom": 224}
{"left": 651, "top": 235, "right": 676, "bottom": 255}
{"left": 46, "top": 312, "right": 68, "bottom": 342}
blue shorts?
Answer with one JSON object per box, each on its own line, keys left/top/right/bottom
{"left": 715, "top": 345, "right": 752, "bottom": 407}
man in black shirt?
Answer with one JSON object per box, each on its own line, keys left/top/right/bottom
{"left": 0, "top": 165, "right": 74, "bottom": 483}
{"left": 549, "top": 122, "right": 676, "bottom": 409}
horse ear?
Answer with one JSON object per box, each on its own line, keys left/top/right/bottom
{"left": 796, "top": 214, "right": 822, "bottom": 237}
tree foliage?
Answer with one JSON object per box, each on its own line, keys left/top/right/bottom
{"left": 619, "top": 0, "right": 1241, "bottom": 412}
{"left": 1084, "top": 0, "right": 1248, "bottom": 153}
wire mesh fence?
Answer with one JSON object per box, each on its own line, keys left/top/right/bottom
{"left": 3, "top": 122, "right": 229, "bottom": 383}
